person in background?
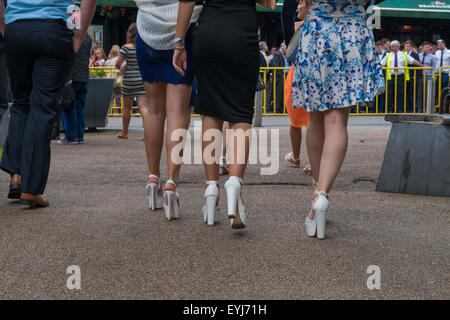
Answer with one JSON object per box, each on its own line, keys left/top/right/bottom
{"left": 270, "top": 42, "right": 289, "bottom": 114}
{"left": 59, "top": 34, "right": 92, "bottom": 145}
{"left": 0, "top": 0, "right": 96, "bottom": 207}
{"left": 380, "top": 40, "right": 423, "bottom": 113}
{"left": 418, "top": 45, "right": 423, "bottom": 54}
{"left": 417, "top": 42, "right": 437, "bottom": 113}
{"left": 285, "top": 0, "right": 311, "bottom": 174}
{"left": 104, "top": 44, "right": 120, "bottom": 67}
{"left": 259, "top": 41, "right": 269, "bottom": 113}
{"left": 105, "top": 44, "right": 122, "bottom": 114}
{"left": 375, "top": 41, "right": 386, "bottom": 61}
{"left": 89, "top": 47, "right": 106, "bottom": 67}
{"left": 115, "top": 23, "right": 147, "bottom": 140}
{"left": 381, "top": 38, "right": 390, "bottom": 54}
{"left": 375, "top": 40, "right": 387, "bottom": 112}
{"left": 435, "top": 39, "right": 450, "bottom": 106}
{"left": 404, "top": 40, "right": 420, "bottom": 113}
{"left": 268, "top": 46, "right": 277, "bottom": 65}
{"left": 0, "top": 0, "right": 7, "bottom": 124}
{"left": 259, "top": 41, "right": 269, "bottom": 69}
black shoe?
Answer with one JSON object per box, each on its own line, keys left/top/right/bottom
{"left": 8, "top": 174, "right": 21, "bottom": 199}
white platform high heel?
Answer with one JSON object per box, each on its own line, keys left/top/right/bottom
{"left": 146, "top": 175, "right": 164, "bottom": 211}
{"left": 305, "top": 179, "right": 319, "bottom": 237}
{"left": 224, "top": 176, "right": 246, "bottom": 229}
{"left": 313, "top": 191, "right": 329, "bottom": 239}
{"left": 203, "top": 181, "right": 219, "bottom": 226}
{"left": 164, "top": 179, "right": 180, "bottom": 221}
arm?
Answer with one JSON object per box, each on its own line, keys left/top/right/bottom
{"left": 173, "top": 1, "right": 196, "bottom": 76}
{"left": 115, "top": 47, "right": 125, "bottom": 69}
{"left": 0, "top": 0, "right": 5, "bottom": 37}
{"left": 115, "top": 56, "right": 125, "bottom": 70}
{"left": 73, "top": 0, "right": 97, "bottom": 54}
{"left": 413, "top": 60, "right": 423, "bottom": 67}
{"left": 409, "top": 56, "right": 423, "bottom": 67}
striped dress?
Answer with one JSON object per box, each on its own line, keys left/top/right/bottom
{"left": 119, "top": 45, "right": 146, "bottom": 97}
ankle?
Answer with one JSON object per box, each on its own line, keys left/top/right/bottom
{"left": 164, "top": 178, "right": 178, "bottom": 191}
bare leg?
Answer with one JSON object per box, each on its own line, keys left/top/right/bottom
{"left": 143, "top": 83, "right": 166, "bottom": 177}
{"left": 121, "top": 97, "right": 133, "bottom": 137}
{"left": 306, "top": 111, "right": 325, "bottom": 183}
{"left": 318, "top": 107, "right": 350, "bottom": 193}
{"left": 165, "top": 84, "right": 192, "bottom": 181}
{"left": 290, "top": 126, "right": 302, "bottom": 159}
{"left": 203, "top": 116, "right": 224, "bottom": 181}
{"left": 136, "top": 96, "right": 148, "bottom": 122}
{"left": 228, "top": 122, "right": 251, "bottom": 179}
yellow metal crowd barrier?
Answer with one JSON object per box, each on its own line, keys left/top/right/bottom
{"left": 90, "top": 66, "right": 448, "bottom": 117}
{"left": 437, "top": 66, "right": 450, "bottom": 108}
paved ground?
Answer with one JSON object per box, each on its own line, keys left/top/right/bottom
{"left": 0, "top": 117, "right": 448, "bottom": 299}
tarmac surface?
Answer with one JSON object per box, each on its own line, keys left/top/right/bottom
{"left": 0, "top": 116, "right": 448, "bottom": 299}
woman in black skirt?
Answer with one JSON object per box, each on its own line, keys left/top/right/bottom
{"left": 174, "top": 0, "right": 259, "bottom": 229}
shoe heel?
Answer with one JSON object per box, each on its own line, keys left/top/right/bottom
{"left": 315, "top": 209, "right": 327, "bottom": 239}
{"left": 164, "top": 191, "right": 178, "bottom": 221}
{"left": 313, "top": 192, "right": 328, "bottom": 239}
{"left": 148, "top": 183, "right": 157, "bottom": 211}
{"left": 205, "top": 195, "right": 217, "bottom": 226}
{"left": 225, "top": 185, "right": 239, "bottom": 219}
{"left": 8, "top": 185, "right": 21, "bottom": 200}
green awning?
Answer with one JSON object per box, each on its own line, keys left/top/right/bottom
{"left": 375, "top": 0, "right": 450, "bottom": 19}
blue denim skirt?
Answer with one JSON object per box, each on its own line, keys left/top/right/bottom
{"left": 136, "top": 25, "right": 195, "bottom": 86}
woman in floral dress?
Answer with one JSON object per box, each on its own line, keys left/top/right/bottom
{"left": 292, "top": 0, "right": 384, "bottom": 239}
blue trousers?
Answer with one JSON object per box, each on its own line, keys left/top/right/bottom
{"left": 62, "top": 81, "right": 88, "bottom": 139}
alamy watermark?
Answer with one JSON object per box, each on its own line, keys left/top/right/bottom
{"left": 367, "top": 5, "right": 381, "bottom": 30}
{"left": 66, "top": 265, "right": 81, "bottom": 290}
{"left": 66, "top": 5, "right": 81, "bottom": 30}
{"left": 170, "top": 121, "right": 279, "bottom": 176}
{"left": 366, "top": 265, "right": 381, "bottom": 290}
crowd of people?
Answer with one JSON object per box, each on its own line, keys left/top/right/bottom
{"left": 259, "top": 36, "right": 450, "bottom": 115}
{"left": 0, "top": 0, "right": 446, "bottom": 240}
{"left": 374, "top": 38, "right": 450, "bottom": 113}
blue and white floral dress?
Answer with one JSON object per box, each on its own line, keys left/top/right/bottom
{"left": 292, "top": 0, "right": 385, "bottom": 112}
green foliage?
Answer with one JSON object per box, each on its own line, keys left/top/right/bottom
{"left": 90, "top": 70, "right": 107, "bottom": 79}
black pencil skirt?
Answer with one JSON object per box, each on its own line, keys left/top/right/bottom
{"left": 193, "top": 0, "right": 259, "bottom": 124}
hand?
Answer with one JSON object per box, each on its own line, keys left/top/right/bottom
{"left": 173, "top": 48, "right": 187, "bottom": 76}
{"left": 295, "top": 21, "right": 304, "bottom": 32}
{"left": 72, "top": 31, "right": 85, "bottom": 54}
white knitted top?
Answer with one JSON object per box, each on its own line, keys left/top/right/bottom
{"left": 135, "top": 0, "right": 202, "bottom": 50}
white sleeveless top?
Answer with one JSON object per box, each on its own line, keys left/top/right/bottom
{"left": 135, "top": 0, "right": 202, "bottom": 50}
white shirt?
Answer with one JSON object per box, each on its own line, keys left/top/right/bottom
{"left": 380, "top": 51, "right": 416, "bottom": 76}
{"left": 135, "top": 0, "right": 202, "bottom": 50}
{"left": 434, "top": 48, "right": 450, "bottom": 74}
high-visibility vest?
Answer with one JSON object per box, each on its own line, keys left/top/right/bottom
{"left": 386, "top": 52, "right": 410, "bottom": 81}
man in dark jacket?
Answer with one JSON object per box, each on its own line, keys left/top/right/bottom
{"left": 270, "top": 42, "right": 289, "bottom": 114}
{"left": 59, "top": 34, "right": 92, "bottom": 145}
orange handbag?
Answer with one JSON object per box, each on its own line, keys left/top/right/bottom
{"left": 256, "top": 0, "right": 278, "bottom": 10}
